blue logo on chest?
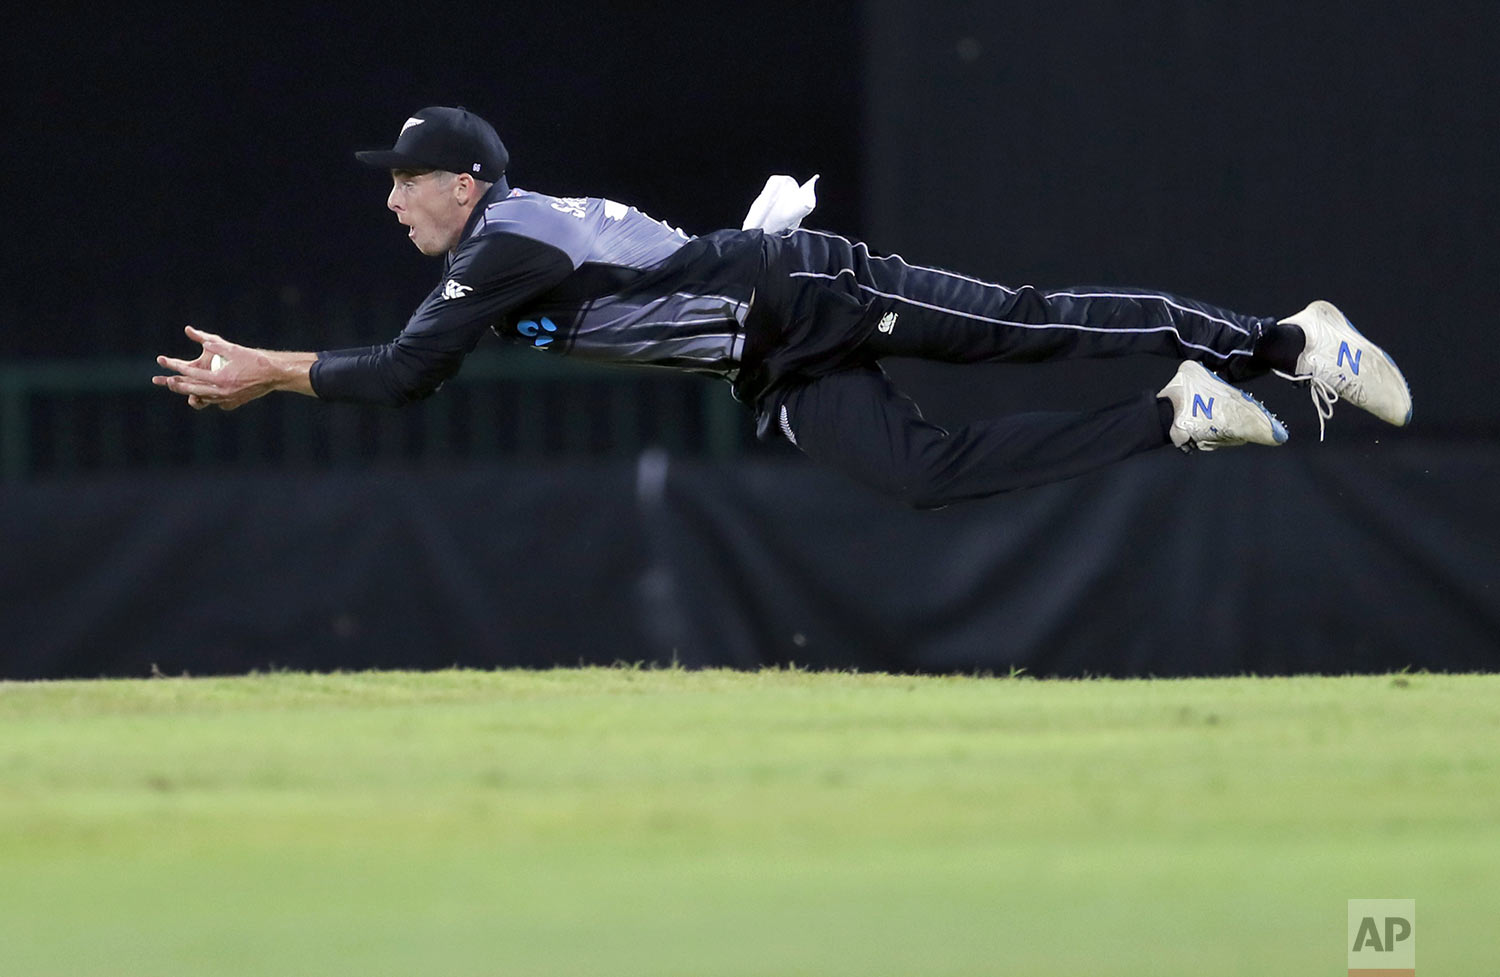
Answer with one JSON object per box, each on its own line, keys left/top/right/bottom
{"left": 517, "top": 317, "right": 558, "bottom": 348}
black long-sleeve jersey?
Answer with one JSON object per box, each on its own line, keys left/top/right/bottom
{"left": 310, "top": 181, "right": 765, "bottom": 406}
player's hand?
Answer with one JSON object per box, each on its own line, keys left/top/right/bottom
{"left": 152, "top": 326, "right": 274, "bottom": 411}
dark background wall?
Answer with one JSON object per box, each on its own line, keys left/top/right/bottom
{"left": 3, "top": 2, "right": 1497, "bottom": 677}
{"left": 5, "top": 444, "right": 1495, "bottom": 679}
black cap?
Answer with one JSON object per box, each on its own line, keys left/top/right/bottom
{"left": 355, "top": 106, "right": 508, "bottom": 182}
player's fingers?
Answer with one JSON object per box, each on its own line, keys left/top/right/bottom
{"left": 188, "top": 394, "right": 209, "bottom": 410}
{"left": 159, "top": 375, "right": 225, "bottom": 397}
{"left": 157, "top": 355, "right": 199, "bottom": 373}
{"left": 156, "top": 356, "right": 218, "bottom": 380}
{"left": 184, "top": 325, "right": 224, "bottom": 346}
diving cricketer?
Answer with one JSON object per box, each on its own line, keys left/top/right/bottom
{"left": 154, "top": 106, "right": 1411, "bottom": 508}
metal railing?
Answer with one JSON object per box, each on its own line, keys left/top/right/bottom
{"left": 0, "top": 351, "right": 755, "bottom": 481}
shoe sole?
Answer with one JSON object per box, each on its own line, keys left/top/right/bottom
{"left": 1232, "top": 385, "right": 1289, "bottom": 445}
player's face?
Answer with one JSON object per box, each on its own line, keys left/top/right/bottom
{"left": 387, "top": 171, "right": 466, "bottom": 256}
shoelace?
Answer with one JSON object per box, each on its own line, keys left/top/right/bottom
{"left": 1274, "top": 369, "right": 1340, "bottom": 441}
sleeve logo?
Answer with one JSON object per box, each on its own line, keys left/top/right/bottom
{"left": 441, "top": 279, "right": 473, "bottom": 300}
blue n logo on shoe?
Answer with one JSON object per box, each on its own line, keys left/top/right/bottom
{"left": 1338, "top": 340, "right": 1361, "bottom": 374}
{"left": 1192, "top": 394, "right": 1214, "bottom": 419}
{"left": 517, "top": 317, "right": 558, "bottom": 348}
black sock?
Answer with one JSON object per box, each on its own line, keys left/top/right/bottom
{"left": 1156, "top": 398, "right": 1176, "bottom": 441}
{"left": 1253, "top": 323, "right": 1305, "bottom": 375}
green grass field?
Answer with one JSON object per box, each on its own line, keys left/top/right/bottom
{"left": 1, "top": 667, "right": 1494, "bottom": 976}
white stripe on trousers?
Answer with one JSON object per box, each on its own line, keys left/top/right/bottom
{"left": 786, "top": 270, "right": 1256, "bottom": 363}
{"left": 783, "top": 226, "right": 1252, "bottom": 347}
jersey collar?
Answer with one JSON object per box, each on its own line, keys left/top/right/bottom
{"left": 456, "top": 177, "right": 511, "bottom": 249}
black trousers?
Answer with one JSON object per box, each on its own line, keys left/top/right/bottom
{"left": 752, "top": 228, "right": 1279, "bottom": 508}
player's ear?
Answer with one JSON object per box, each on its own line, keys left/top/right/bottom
{"left": 453, "top": 173, "right": 476, "bottom": 205}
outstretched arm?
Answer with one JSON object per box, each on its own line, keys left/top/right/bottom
{"left": 156, "top": 231, "right": 576, "bottom": 410}
{"left": 153, "top": 325, "right": 316, "bottom": 411}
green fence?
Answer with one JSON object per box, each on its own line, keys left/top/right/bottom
{"left": 0, "top": 351, "right": 755, "bottom": 481}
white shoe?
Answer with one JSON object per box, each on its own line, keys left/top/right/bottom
{"left": 1276, "top": 300, "right": 1412, "bottom": 438}
{"left": 1158, "top": 361, "right": 1289, "bottom": 452}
